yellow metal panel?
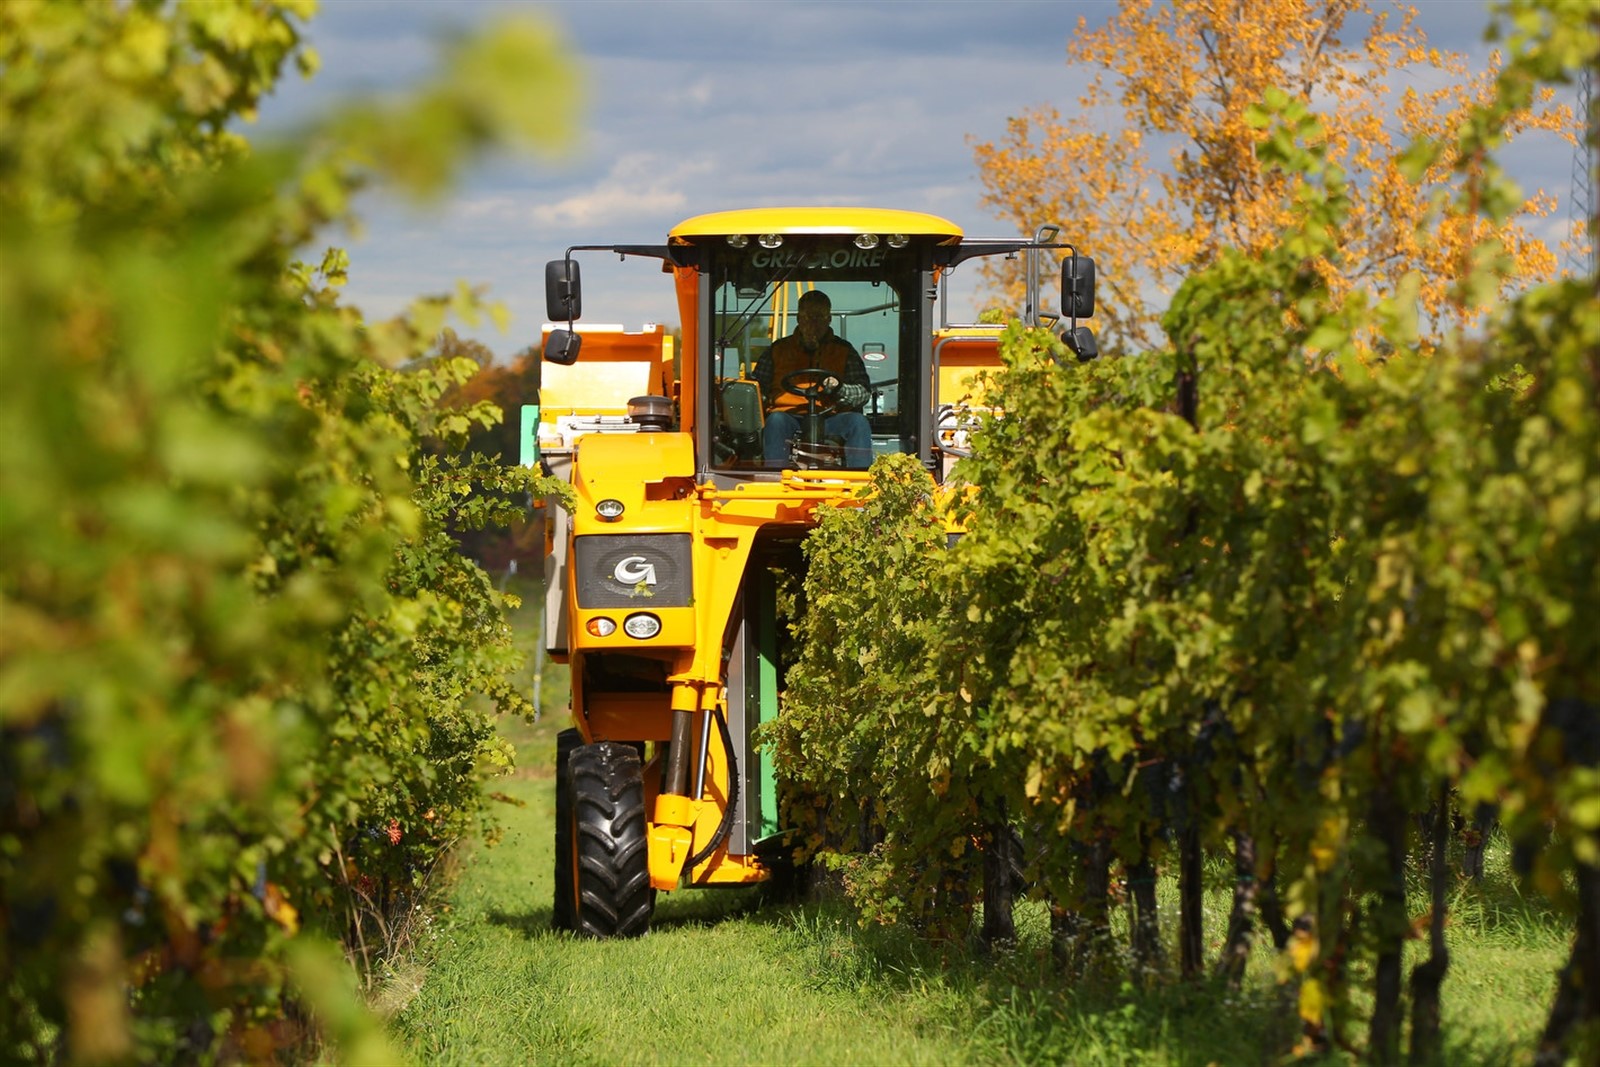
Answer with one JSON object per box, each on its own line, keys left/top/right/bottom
{"left": 647, "top": 823, "right": 692, "bottom": 890}
{"left": 648, "top": 794, "right": 696, "bottom": 891}
{"left": 570, "top": 432, "right": 697, "bottom": 536}
{"left": 691, "top": 851, "right": 769, "bottom": 886}
{"left": 654, "top": 794, "right": 696, "bottom": 826}
{"left": 587, "top": 693, "right": 672, "bottom": 741}
{"left": 540, "top": 322, "right": 669, "bottom": 363}
{"left": 935, "top": 328, "right": 1005, "bottom": 406}
{"left": 540, "top": 360, "right": 654, "bottom": 416}
{"left": 671, "top": 206, "right": 962, "bottom": 240}
{"left": 937, "top": 345, "right": 1000, "bottom": 404}
{"left": 538, "top": 324, "right": 671, "bottom": 417}
{"left": 574, "top": 431, "right": 695, "bottom": 485}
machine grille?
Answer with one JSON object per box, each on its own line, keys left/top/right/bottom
{"left": 574, "top": 533, "right": 693, "bottom": 608}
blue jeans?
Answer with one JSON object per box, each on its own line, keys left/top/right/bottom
{"left": 764, "top": 410, "right": 874, "bottom": 468}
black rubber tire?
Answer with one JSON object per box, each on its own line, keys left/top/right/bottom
{"left": 570, "top": 741, "right": 653, "bottom": 938}
{"left": 552, "top": 728, "right": 581, "bottom": 931}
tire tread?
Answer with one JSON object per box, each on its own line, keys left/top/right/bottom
{"left": 570, "top": 741, "right": 653, "bottom": 938}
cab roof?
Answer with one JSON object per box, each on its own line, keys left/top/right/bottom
{"left": 670, "top": 207, "right": 963, "bottom": 242}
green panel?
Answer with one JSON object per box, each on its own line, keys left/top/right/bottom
{"left": 518, "top": 404, "right": 540, "bottom": 467}
{"left": 756, "top": 568, "right": 780, "bottom": 842}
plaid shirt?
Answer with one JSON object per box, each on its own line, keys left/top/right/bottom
{"left": 752, "top": 329, "right": 871, "bottom": 413}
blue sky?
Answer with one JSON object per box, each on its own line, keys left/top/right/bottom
{"left": 257, "top": 0, "right": 1579, "bottom": 360}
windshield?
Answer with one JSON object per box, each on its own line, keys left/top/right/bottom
{"left": 707, "top": 239, "right": 920, "bottom": 471}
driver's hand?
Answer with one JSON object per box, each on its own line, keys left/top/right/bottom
{"left": 822, "top": 376, "right": 840, "bottom": 392}
{"left": 837, "top": 383, "right": 868, "bottom": 408}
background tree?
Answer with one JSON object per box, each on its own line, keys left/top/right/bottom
{"left": 433, "top": 326, "right": 497, "bottom": 369}
{"left": 972, "top": 0, "right": 1577, "bottom": 352}
{"left": 432, "top": 338, "right": 545, "bottom": 569}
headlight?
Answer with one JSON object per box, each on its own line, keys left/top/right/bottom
{"left": 595, "top": 498, "right": 625, "bottom": 521}
{"left": 586, "top": 617, "right": 617, "bottom": 637}
{"left": 623, "top": 613, "right": 661, "bottom": 639}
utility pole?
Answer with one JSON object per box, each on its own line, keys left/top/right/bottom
{"left": 1571, "top": 66, "right": 1597, "bottom": 280}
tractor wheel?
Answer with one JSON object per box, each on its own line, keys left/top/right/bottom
{"left": 552, "top": 728, "right": 580, "bottom": 931}
{"left": 570, "top": 741, "right": 653, "bottom": 938}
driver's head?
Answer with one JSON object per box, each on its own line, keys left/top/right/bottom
{"left": 795, "top": 290, "right": 832, "bottom": 352}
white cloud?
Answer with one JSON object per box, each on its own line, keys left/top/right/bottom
{"left": 450, "top": 195, "right": 523, "bottom": 222}
{"left": 530, "top": 154, "right": 712, "bottom": 228}
{"left": 669, "top": 77, "right": 715, "bottom": 111}
{"left": 253, "top": 0, "right": 1571, "bottom": 360}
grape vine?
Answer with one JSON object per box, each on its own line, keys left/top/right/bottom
{"left": 777, "top": 4, "right": 1600, "bottom": 1059}
{"left": 0, "top": 2, "right": 572, "bottom": 1060}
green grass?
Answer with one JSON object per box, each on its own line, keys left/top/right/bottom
{"left": 385, "top": 577, "right": 1573, "bottom": 1064}
{"left": 390, "top": 721, "right": 1569, "bottom": 1064}
{"left": 388, "top": 712, "right": 1000, "bottom": 1065}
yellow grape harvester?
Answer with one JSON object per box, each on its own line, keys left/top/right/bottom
{"left": 523, "top": 207, "right": 1096, "bottom": 937}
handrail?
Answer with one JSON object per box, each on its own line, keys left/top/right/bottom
{"left": 1025, "top": 224, "right": 1060, "bottom": 327}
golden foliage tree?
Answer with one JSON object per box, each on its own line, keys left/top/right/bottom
{"left": 972, "top": 0, "right": 1578, "bottom": 352}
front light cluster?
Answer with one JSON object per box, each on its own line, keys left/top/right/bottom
{"left": 856, "top": 233, "right": 909, "bottom": 249}
{"left": 585, "top": 612, "right": 662, "bottom": 640}
{"left": 726, "top": 232, "right": 908, "bottom": 250}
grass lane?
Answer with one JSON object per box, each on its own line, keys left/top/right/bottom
{"left": 386, "top": 583, "right": 1568, "bottom": 1064}
{"left": 388, "top": 715, "right": 1000, "bottom": 1066}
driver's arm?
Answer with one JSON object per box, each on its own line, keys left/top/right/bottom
{"left": 750, "top": 346, "right": 775, "bottom": 409}
{"left": 837, "top": 345, "right": 872, "bottom": 410}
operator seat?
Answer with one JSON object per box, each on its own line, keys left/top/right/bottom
{"left": 717, "top": 377, "right": 765, "bottom": 465}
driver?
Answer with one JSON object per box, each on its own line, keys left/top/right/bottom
{"left": 751, "top": 289, "right": 874, "bottom": 468}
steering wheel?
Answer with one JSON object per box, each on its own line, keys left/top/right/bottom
{"left": 781, "top": 368, "right": 841, "bottom": 404}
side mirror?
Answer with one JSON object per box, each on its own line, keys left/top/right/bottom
{"left": 1063, "top": 325, "right": 1098, "bottom": 362}
{"left": 545, "top": 259, "right": 582, "bottom": 322}
{"left": 545, "top": 329, "right": 582, "bottom": 366}
{"left": 1061, "top": 255, "right": 1096, "bottom": 319}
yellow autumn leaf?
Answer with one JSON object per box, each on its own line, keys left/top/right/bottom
{"left": 263, "top": 883, "right": 301, "bottom": 935}
{"left": 1298, "top": 976, "right": 1326, "bottom": 1025}
{"left": 1288, "top": 928, "right": 1318, "bottom": 973}
{"left": 971, "top": 0, "right": 1577, "bottom": 354}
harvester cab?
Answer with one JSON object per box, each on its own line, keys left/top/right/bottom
{"left": 528, "top": 208, "right": 1092, "bottom": 937}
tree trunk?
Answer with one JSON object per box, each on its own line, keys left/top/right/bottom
{"left": 1129, "top": 852, "right": 1165, "bottom": 980}
{"left": 1536, "top": 859, "right": 1600, "bottom": 1066}
{"left": 1179, "top": 825, "right": 1204, "bottom": 978}
{"left": 1366, "top": 786, "right": 1407, "bottom": 1065}
{"left": 979, "top": 800, "right": 1017, "bottom": 950}
{"left": 1259, "top": 861, "right": 1292, "bottom": 950}
{"left": 1076, "top": 835, "right": 1114, "bottom": 977}
{"left": 1215, "top": 829, "right": 1259, "bottom": 987}
{"left": 1536, "top": 694, "right": 1600, "bottom": 1065}
{"left": 1461, "top": 804, "right": 1494, "bottom": 882}
{"left": 1409, "top": 783, "right": 1452, "bottom": 1063}
{"left": 1049, "top": 895, "right": 1081, "bottom": 972}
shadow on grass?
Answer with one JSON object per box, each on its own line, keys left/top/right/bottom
{"left": 484, "top": 883, "right": 1540, "bottom": 1064}
{"left": 485, "top": 905, "right": 555, "bottom": 938}
{"left": 650, "top": 885, "right": 767, "bottom": 930}
{"left": 769, "top": 896, "right": 1550, "bottom": 1066}
{"left": 483, "top": 887, "right": 764, "bottom": 941}
{"left": 736, "top": 898, "right": 1307, "bottom": 1064}
{"left": 1446, "top": 875, "right": 1569, "bottom": 936}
